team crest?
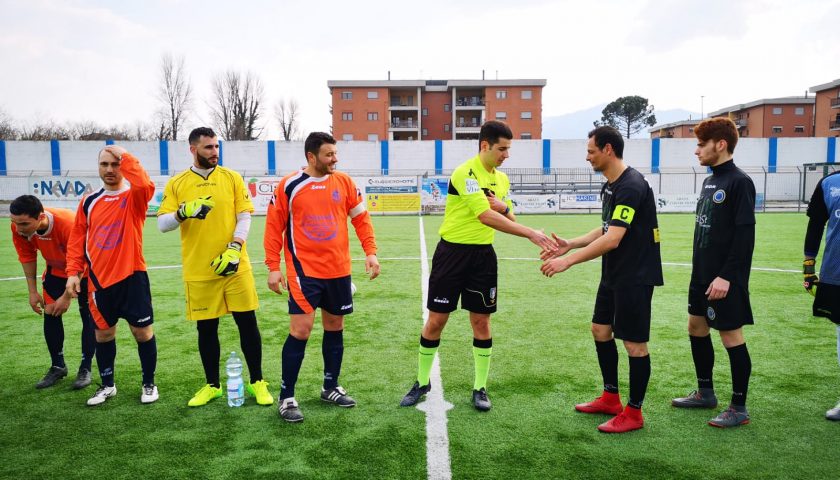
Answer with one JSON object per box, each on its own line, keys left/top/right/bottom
{"left": 712, "top": 189, "right": 726, "bottom": 203}
{"left": 490, "top": 287, "right": 497, "bottom": 303}
{"left": 332, "top": 190, "right": 340, "bottom": 202}
{"left": 707, "top": 306, "right": 716, "bottom": 321}
{"left": 301, "top": 213, "right": 337, "bottom": 241}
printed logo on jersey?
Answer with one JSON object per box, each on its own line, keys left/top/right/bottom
{"left": 830, "top": 186, "right": 840, "bottom": 198}
{"left": 332, "top": 190, "right": 340, "bottom": 202}
{"left": 301, "top": 213, "right": 337, "bottom": 241}
{"left": 707, "top": 306, "right": 716, "bottom": 321}
{"left": 93, "top": 220, "right": 123, "bottom": 250}
{"left": 834, "top": 209, "right": 840, "bottom": 219}
{"left": 712, "top": 189, "right": 726, "bottom": 203}
{"left": 465, "top": 178, "right": 480, "bottom": 195}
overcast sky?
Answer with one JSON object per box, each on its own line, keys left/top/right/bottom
{"left": 1, "top": 0, "right": 838, "bottom": 138}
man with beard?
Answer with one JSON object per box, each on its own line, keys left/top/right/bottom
{"left": 264, "top": 132, "right": 380, "bottom": 423}
{"left": 66, "top": 145, "right": 158, "bottom": 406}
{"left": 157, "top": 127, "right": 272, "bottom": 408}
{"left": 541, "top": 126, "right": 663, "bottom": 433}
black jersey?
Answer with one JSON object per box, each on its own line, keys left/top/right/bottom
{"left": 692, "top": 160, "right": 756, "bottom": 286}
{"left": 599, "top": 167, "right": 664, "bottom": 288}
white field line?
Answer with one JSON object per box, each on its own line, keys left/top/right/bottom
{"left": 0, "top": 258, "right": 799, "bottom": 282}
{"left": 414, "top": 216, "right": 454, "bottom": 480}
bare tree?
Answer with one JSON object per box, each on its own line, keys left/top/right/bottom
{"left": 0, "top": 107, "right": 18, "bottom": 140}
{"left": 157, "top": 53, "right": 192, "bottom": 141}
{"left": 209, "top": 70, "right": 265, "bottom": 140}
{"left": 20, "top": 119, "right": 72, "bottom": 140}
{"left": 275, "top": 97, "right": 300, "bottom": 141}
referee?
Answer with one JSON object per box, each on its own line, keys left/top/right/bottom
{"left": 399, "top": 120, "right": 556, "bottom": 411}
{"left": 672, "top": 117, "right": 756, "bottom": 428}
{"left": 541, "top": 126, "right": 663, "bottom": 433}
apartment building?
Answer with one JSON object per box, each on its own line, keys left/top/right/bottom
{"left": 328, "top": 79, "right": 546, "bottom": 141}
{"left": 809, "top": 78, "right": 840, "bottom": 137}
{"left": 649, "top": 119, "right": 701, "bottom": 139}
{"left": 707, "top": 97, "right": 815, "bottom": 138}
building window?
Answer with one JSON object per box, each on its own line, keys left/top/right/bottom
{"left": 521, "top": 90, "right": 532, "bottom": 100}
{"left": 688, "top": 128, "right": 694, "bottom": 134}
{"left": 341, "top": 112, "right": 353, "bottom": 121}
{"left": 367, "top": 91, "right": 378, "bottom": 99}
{"left": 772, "top": 107, "right": 782, "bottom": 115}
{"left": 521, "top": 111, "right": 532, "bottom": 119}
{"left": 444, "top": 103, "right": 450, "bottom": 112}
{"left": 422, "top": 108, "right": 428, "bottom": 116}
{"left": 795, "top": 107, "right": 805, "bottom": 115}
{"left": 772, "top": 126, "right": 783, "bottom": 133}
{"left": 521, "top": 133, "right": 532, "bottom": 139}
{"left": 422, "top": 128, "right": 429, "bottom": 137}
{"left": 496, "top": 90, "right": 507, "bottom": 99}
{"left": 341, "top": 91, "right": 352, "bottom": 100}
{"left": 794, "top": 125, "right": 805, "bottom": 133}
{"left": 368, "top": 134, "right": 378, "bottom": 141}
{"left": 496, "top": 111, "right": 507, "bottom": 120}
{"left": 367, "top": 112, "right": 378, "bottom": 121}
{"left": 342, "top": 134, "right": 353, "bottom": 141}
{"left": 444, "top": 124, "right": 450, "bottom": 132}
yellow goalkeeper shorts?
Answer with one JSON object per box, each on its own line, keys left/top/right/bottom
{"left": 184, "top": 271, "right": 259, "bottom": 321}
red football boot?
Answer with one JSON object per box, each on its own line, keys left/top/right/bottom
{"left": 597, "top": 405, "right": 645, "bottom": 433}
{"left": 575, "top": 391, "right": 623, "bottom": 415}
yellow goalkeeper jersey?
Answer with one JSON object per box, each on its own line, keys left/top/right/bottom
{"left": 158, "top": 166, "right": 254, "bottom": 281}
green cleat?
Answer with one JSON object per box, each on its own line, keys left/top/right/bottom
{"left": 246, "top": 380, "right": 274, "bottom": 406}
{"left": 188, "top": 384, "right": 223, "bottom": 407}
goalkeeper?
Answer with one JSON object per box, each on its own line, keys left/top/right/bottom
{"left": 803, "top": 169, "right": 840, "bottom": 421}
{"left": 157, "top": 127, "right": 272, "bottom": 408}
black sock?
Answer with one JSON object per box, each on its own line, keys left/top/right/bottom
{"left": 689, "top": 334, "right": 714, "bottom": 390}
{"left": 197, "top": 319, "right": 221, "bottom": 387}
{"left": 628, "top": 355, "right": 651, "bottom": 409}
{"left": 595, "top": 339, "right": 619, "bottom": 393}
{"left": 281, "top": 334, "right": 308, "bottom": 400}
{"left": 322, "top": 330, "right": 344, "bottom": 390}
{"left": 79, "top": 313, "right": 96, "bottom": 371}
{"left": 233, "top": 311, "right": 263, "bottom": 383}
{"left": 726, "top": 343, "right": 751, "bottom": 407}
{"left": 96, "top": 339, "right": 116, "bottom": 387}
{"left": 43, "top": 314, "right": 66, "bottom": 368}
{"left": 137, "top": 335, "right": 157, "bottom": 386}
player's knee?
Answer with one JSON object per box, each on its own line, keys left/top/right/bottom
{"left": 623, "top": 341, "right": 648, "bottom": 357}
{"left": 131, "top": 325, "right": 154, "bottom": 343}
{"left": 590, "top": 323, "right": 612, "bottom": 341}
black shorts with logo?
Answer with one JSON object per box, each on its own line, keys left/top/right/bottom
{"left": 813, "top": 283, "right": 840, "bottom": 325}
{"left": 688, "top": 282, "right": 754, "bottom": 331}
{"left": 592, "top": 283, "right": 654, "bottom": 343}
{"left": 427, "top": 239, "right": 497, "bottom": 314}
{"left": 289, "top": 275, "right": 353, "bottom": 316}
{"left": 89, "top": 271, "right": 154, "bottom": 330}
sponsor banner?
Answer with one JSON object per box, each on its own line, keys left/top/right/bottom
{"left": 27, "top": 176, "right": 101, "bottom": 209}
{"left": 245, "top": 177, "right": 279, "bottom": 214}
{"left": 147, "top": 176, "right": 170, "bottom": 215}
{"left": 655, "top": 194, "right": 699, "bottom": 213}
{"left": 510, "top": 194, "right": 559, "bottom": 214}
{"left": 361, "top": 176, "right": 420, "bottom": 213}
{"left": 421, "top": 177, "right": 449, "bottom": 214}
{"left": 560, "top": 193, "right": 602, "bottom": 209}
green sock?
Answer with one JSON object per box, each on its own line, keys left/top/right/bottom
{"left": 473, "top": 346, "right": 492, "bottom": 390}
{"left": 417, "top": 344, "right": 438, "bottom": 386}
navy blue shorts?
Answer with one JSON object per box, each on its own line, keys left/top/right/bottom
{"left": 43, "top": 270, "right": 91, "bottom": 321}
{"left": 288, "top": 275, "right": 353, "bottom": 316}
{"left": 688, "top": 282, "right": 754, "bottom": 331}
{"left": 813, "top": 283, "right": 840, "bottom": 325}
{"left": 89, "top": 271, "right": 154, "bottom": 329}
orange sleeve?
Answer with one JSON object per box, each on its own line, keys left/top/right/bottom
{"left": 65, "top": 198, "right": 88, "bottom": 277}
{"left": 264, "top": 180, "right": 288, "bottom": 272}
{"left": 120, "top": 152, "right": 155, "bottom": 211}
{"left": 346, "top": 177, "right": 377, "bottom": 256}
{"left": 11, "top": 224, "right": 38, "bottom": 264}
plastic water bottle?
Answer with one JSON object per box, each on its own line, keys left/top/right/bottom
{"left": 226, "top": 351, "right": 244, "bottom": 407}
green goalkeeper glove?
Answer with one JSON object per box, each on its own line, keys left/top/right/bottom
{"left": 803, "top": 258, "right": 818, "bottom": 297}
{"left": 211, "top": 242, "right": 242, "bottom": 276}
{"left": 177, "top": 196, "right": 215, "bottom": 221}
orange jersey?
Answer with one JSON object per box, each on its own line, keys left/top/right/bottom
{"left": 11, "top": 207, "right": 76, "bottom": 278}
{"left": 264, "top": 170, "right": 377, "bottom": 279}
{"left": 66, "top": 153, "right": 155, "bottom": 291}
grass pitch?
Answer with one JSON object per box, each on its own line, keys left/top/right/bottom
{"left": 0, "top": 213, "right": 836, "bottom": 479}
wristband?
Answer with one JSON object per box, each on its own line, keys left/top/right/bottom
{"left": 503, "top": 206, "right": 510, "bottom": 215}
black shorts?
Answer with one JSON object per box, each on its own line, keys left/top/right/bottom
{"left": 426, "top": 239, "right": 497, "bottom": 314}
{"left": 592, "top": 283, "right": 653, "bottom": 343}
{"left": 688, "top": 282, "right": 754, "bottom": 331}
{"left": 288, "top": 275, "right": 353, "bottom": 316}
{"left": 813, "top": 283, "right": 840, "bottom": 325}
{"left": 88, "top": 271, "right": 154, "bottom": 330}
{"left": 43, "top": 270, "right": 92, "bottom": 321}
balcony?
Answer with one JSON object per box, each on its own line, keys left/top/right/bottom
{"left": 734, "top": 118, "right": 748, "bottom": 127}
{"left": 455, "top": 96, "right": 485, "bottom": 109}
{"left": 830, "top": 120, "right": 840, "bottom": 131}
{"left": 390, "top": 118, "right": 419, "bottom": 132}
{"left": 831, "top": 97, "right": 840, "bottom": 108}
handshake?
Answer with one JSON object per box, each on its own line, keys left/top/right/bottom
{"left": 177, "top": 196, "right": 215, "bottom": 221}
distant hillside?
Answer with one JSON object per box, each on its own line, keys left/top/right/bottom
{"left": 543, "top": 105, "right": 701, "bottom": 139}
